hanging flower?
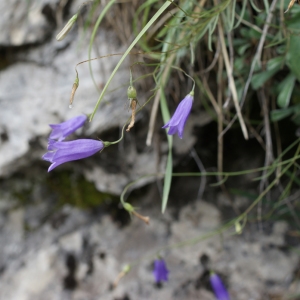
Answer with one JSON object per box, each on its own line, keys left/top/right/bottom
{"left": 49, "top": 115, "right": 87, "bottom": 141}
{"left": 43, "top": 139, "right": 104, "bottom": 172}
{"left": 153, "top": 259, "right": 169, "bottom": 283}
{"left": 162, "top": 92, "right": 194, "bottom": 139}
{"left": 209, "top": 272, "right": 230, "bottom": 300}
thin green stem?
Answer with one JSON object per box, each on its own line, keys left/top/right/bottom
{"left": 88, "top": 0, "right": 116, "bottom": 91}
{"left": 107, "top": 123, "right": 127, "bottom": 146}
{"left": 128, "top": 145, "right": 300, "bottom": 267}
{"left": 89, "top": 0, "right": 173, "bottom": 121}
{"left": 119, "top": 152, "right": 300, "bottom": 209}
{"left": 169, "top": 65, "right": 195, "bottom": 92}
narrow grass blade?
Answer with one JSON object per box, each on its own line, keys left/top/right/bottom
{"left": 160, "top": 89, "right": 173, "bottom": 213}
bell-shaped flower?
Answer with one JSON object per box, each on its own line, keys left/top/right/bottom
{"left": 49, "top": 115, "right": 87, "bottom": 141}
{"left": 162, "top": 93, "right": 193, "bottom": 139}
{"left": 153, "top": 259, "right": 169, "bottom": 283}
{"left": 43, "top": 139, "right": 104, "bottom": 172}
{"left": 209, "top": 273, "right": 230, "bottom": 300}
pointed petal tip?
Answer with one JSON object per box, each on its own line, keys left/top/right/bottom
{"left": 48, "top": 162, "right": 57, "bottom": 172}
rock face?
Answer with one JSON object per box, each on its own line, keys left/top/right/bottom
{"left": 0, "top": 186, "right": 299, "bottom": 300}
{"left": 0, "top": 0, "right": 51, "bottom": 46}
{"left": 0, "top": 0, "right": 166, "bottom": 191}
{"left": 1, "top": 2, "right": 300, "bottom": 300}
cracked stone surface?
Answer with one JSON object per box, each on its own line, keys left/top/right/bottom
{"left": 1, "top": 2, "right": 300, "bottom": 300}
{"left": 0, "top": 186, "right": 299, "bottom": 300}
{"left": 0, "top": 0, "right": 167, "bottom": 194}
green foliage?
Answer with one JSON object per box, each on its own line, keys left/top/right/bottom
{"left": 251, "top": 57, "right": 284, "bottom": 90}
{"left": 160, "top": 89, "right": 172, "bottom": 213}
{"left": 277, "top": 73, "right": 296, "bottom": 108}
{"left": 64, "top": 1, "right": 300, "bottom": 267}
{"left": 39, "top": 2, "right": 300, "bottom": 293}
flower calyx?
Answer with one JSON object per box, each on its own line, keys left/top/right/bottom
{"left": 123, "top": 202, "right": 150, "bottom": 225}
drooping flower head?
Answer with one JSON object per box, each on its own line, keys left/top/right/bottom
{"left": 209, "top": 272, "right": 230, "bottom": 300}
{"left": 43, "top": 139, "right": 104, "bottom": 172}
{"left": 162, "top": 92, "right": 194, "bottom": 139}
{"left": 49, "top": 115, "right": 87, "bottom": 141}
{"left": 153, "top": 259, "right": 169, "bottom": 283}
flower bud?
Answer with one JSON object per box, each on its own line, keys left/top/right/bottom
{"left": 127, "top": 85, "right": 137, "bottom": 99}
{"left": 235, "top": 221, "right": 242, "bottom": 234}
{"left": 56, "top": 13, "right": 78, "bottom": 41}
{"left": 153, "top": 259, "right": 169, "bottom": 283}
{"left": 162, "top": 93, "right": 194, "bottom": 139}
{"left": 123, "top": 202, "right": 134, "bottom": 213}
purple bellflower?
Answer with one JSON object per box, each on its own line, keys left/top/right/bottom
{"left": 42, "top": 139, "right": 104, "bottom": 172}
{"left": 153, "top": 259, "right": 169, "bottom": 283}
{"left": 49, "top": 115, "right": 87, "bottom": 141}
{"left": 209, "top": 273, "right": 230, "bottom": 300}
{"left": 162, "top": 92, "right": 194, "bottom": 139}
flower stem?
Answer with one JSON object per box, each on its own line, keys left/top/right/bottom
{"left": 89, "top": 0, "right": 173, "bottom": 122}
{"left": 88, "top": 0, "right": 116, "bottom": 92}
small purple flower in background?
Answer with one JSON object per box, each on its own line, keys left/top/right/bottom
{"left": 209, "top": 272, "right": 230, "bottom": 300}
{"left": 43, "top": 139, "right": 104, "bottom": 172}
{"left": 49, "top": 115, "right": 87, "bottom": 141}
{"left": 162, "top": 92, "right": 194, "bottom": 139}
{"left": 153, "top": 259, "right": 169, "bottom": 283}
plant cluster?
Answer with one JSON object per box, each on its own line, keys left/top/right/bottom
{"left": 42, "top": 0, "right": 300, "bottom": 297}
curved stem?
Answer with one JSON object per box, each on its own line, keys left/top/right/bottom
{"left": 89, "top": 0, "right": 173, "bottom": 122}
{"left": 88, "top": 0, "right": 116, "bottom": 91}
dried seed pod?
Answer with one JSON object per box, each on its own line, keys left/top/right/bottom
{"left": 285, "top": 0, "right": 298, "bottom": 12}
{"left": 126, "top": 85, "right": 138, "bottom": 132}
{"left": 126, "top": 99, "right": 137, "bottom": 132}
{"left": 69, "top": 75, "right": 79, "bottom": 108}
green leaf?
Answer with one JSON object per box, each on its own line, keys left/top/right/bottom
{"left": 270, "top": 107, "right": 294, "bottom": 122}
{"left": 251, "top": 69, "right": 278, "bottom": 90}
{"left": 160, "top": 89, "right": 173, "bottom": 214}
{"left": 237, "top": 43, "right": 251, "bottom": 56}
{"left": 286, "top": 13, "right": 300, "bottom": 81}
{"left": 267, "top": 56, "right": 284, "bottom": 70}
{"left": 277, "top": 73, "right": 296, "bottom": 108}
{"left": 286, "top": 35, "right": 300, "bottom": 81}
{"left": 251, "top": 56, "right": 284, "bottom": 90}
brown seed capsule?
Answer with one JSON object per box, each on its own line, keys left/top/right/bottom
{"left": 126, "top": 99, "right": 137, "bottom": 132}
{"left": 69, "top": 76, "right": 79, "bottom": 108}
{"left": 285, "top": 0, "right": 298, "bottom": 12}
{"left": 123, "top": 202, "right": 150, "bottom": 225}
{"left": 131, "top": 210, "right": 150, "bottom": 225}
{"left": 112, "top": 264, "right": 131, "bottom": 288}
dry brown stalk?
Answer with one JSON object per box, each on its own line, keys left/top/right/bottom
{"left": 126, "top": 99, "right": 137, "bottom": 132}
